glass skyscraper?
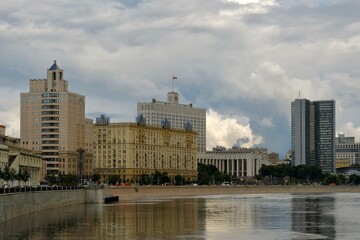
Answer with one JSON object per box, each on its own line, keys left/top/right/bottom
{"left": 291, "top": 99, "right": 335, "bottom": 173}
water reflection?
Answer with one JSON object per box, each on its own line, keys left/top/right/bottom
{"left": 0, "top": 204, "right": 101, "bottom": 239}
{"left": 99, "top": 198, "right": 202, "bottom": 239}
{"left": 292, "top": 196, "right": 336, "bottom": 239}
{"left": 0, "top": 198, "right": 203, "bottom": 240}
{"left": 1, "top": 193, "right": 360, "bottom": 239}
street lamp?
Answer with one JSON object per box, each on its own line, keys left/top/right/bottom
{"left": 77, "top": 148, "right": 85, "bottom": 186}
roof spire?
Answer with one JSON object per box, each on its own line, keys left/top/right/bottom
{"left": 49, "top": 60, "right": 60, "bottom": 71}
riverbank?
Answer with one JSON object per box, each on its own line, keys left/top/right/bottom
{"left": 106, "top": 185, "right": 360, "bottom": 200}
{"left": 0, "top": 189, "right": 103, "bottom": 224}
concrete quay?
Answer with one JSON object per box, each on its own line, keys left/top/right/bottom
{"left": 0, "top": 189, "right": 104, "bottom": 223}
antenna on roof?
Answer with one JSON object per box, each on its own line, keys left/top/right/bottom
{"left": 172, "top": 76, "right": 177, "bottom": 92}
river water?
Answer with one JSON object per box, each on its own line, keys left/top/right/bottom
{"left": 1, "top": 192, "right": 360, "bottom": 239}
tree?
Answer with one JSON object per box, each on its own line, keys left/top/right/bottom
{"left": 337, "top": 174, "right": 346, "bottom": 185}
{"left": 349, "top": 174, "right": 360, "bottom": 185}
{"left": 174, "top": 175, "right": 185, "bottom": 185}
{"left": 16, "top": 169, "right": 30, "bottom": 186}
{"left": 323, "top": 175, "right": 338, "bottom": 185}
{"left": 9, "top": 168, "right": 16, "bottom": 186}
{"left": 160, "top": 172, "right": 170, "bottom": 185}
{"left": 139, "top": 174, "right": 150, "bottom": 185}
{"left": 62, "top": 174, "right": 79, "bottom": 186}
{"left": 107, "top": 175, "right": 120, "bottom": 185}
{"left": 0, "top": 167, "right": 3, "bottom": 180}
{"left": 197, "top": 163, "right": 222, "bottom": 185}
{"left": 3, "top": 165, "right": 17, "bottom": 186}
{"left": 215, "top": 172, "right": 231, "bottom": 183}
{"left": 152, "top": 171, "right": 162, "bottom": 185}
{"left": 92, "top": 173, "right": 101, "bottom": 183}
{"left": 258, "top": 164, "right": 324, "bottom": 185}
{"left": 16, "top": 169, "right": 23, "bottom": 186}
{"left": 45, "top": 174, "right": 58, "bottom": 185}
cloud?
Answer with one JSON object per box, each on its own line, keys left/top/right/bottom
{"left": 259, "top": 117, "right": 275, "bottom": 128}
{"left": 339, "top": 122, "right": 360, "bottom": 142}
{"left": 0, "top": 88, "right": 20, "bottom": 137}
{"left": 206, "top": 109, "right": 262, "bottom": 149}
{"left": 0, "top": 0, "right": 360, "bottom": 157}
{"left": 225, "top": 0, "right": 277, "bottom": 6}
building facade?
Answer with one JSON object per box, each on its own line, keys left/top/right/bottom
{"left": 0, "top": 135, "right": 42, "bottom": 186}
{"left": 93, "top": 117, "right": 198, "bottom": 182}
{"left": 0, "top": 142, "right": 8, "bottom": 170}
{"left": 291, "top": 98, "right": 335, "bottom": 173}
{"left": 137, "top": 91, "right": 206, "bottom": 152}
{"left": 335, "top": 133, "right": 360, "bottom": 167}
{"left": 0, "top": 125, "right": 5, "bottom": 136}
{"left": 291, "top": 99, "right": 310, "bottom": 166}
{"left": 197, "top": 146, "right": 266, "bottom": 178}
{"left": 20, "top": 61, "right": 93, "bottom": 178}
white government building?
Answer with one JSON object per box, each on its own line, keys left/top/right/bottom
{"left": 137, "top": 91, "right": 206, "bottom": 153}
{"left": 198, "top": 146, "right": 268, "bottom": 178}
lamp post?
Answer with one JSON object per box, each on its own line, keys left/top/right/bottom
{"left": 77, "top": 148, "right": 85, "bottom": 186}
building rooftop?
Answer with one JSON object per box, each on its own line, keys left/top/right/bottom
{"left": 49, "top": 60, "right": 60, "bottom": 71}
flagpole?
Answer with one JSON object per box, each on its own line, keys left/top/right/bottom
{"left": 172, "top": 76, "right": 177, "bottom": 92}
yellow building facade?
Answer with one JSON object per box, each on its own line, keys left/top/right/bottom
{"left": 0, "top": 135, "right": 42, "bottom": 186}
{"left": 336, "top": 159, "right": 351, "bottom": 169}
{"left": 93, "top": 120, "right": 197, "bottom": 183}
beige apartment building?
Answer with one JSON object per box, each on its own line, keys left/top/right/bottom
{"left": 93, "top": 115, "right": 198, "bottom": 182}
{"left": 20, "top": 61, "right": 93, "bottom": 179}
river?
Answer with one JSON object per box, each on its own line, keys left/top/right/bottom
{"left": 1, "top": 192, "right": 360, "bottom": 239}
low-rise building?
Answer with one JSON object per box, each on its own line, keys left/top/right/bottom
{"left": 197, "top": 146, "right": 267, "bottom": 178}
{"left": 336, "top": 159, "right": 351, "bottom": 169}
{"left": 335, "top": 134, "right": 360, "bottom": 166}
{"left": 0, "top": 135, "right": 42, "bottom": 186}
{"left": 0, "top": 125, "right": 5, "bottom": 136}
{"left": 93, "top": 115, "right": 198, "bottom": 183}
{"left": 0, "top": 142, "right": 8, "bottom": 170}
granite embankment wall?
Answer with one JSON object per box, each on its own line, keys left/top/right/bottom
{"left": 0, "top": 189, "right": 104, "bottom": 223}
{"left": 106, "top": 185, "right": 360, "bottom": 199}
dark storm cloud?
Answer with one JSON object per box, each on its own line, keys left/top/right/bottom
{"left": 1, "top": 0, "right": 360, "bottom": 157}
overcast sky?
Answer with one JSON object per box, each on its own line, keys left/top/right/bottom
{"left": 1, "top": 0, "right": 360, "bottom": 158}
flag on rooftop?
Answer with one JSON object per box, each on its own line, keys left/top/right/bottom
{"left": 172, "top": 76, "right": 177, "bottom": 80}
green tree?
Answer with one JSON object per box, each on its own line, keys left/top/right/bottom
{"left": 258, "top": 164, "right": 324, "bottom": 185}
{"left": 16, "top": 169, "right": 30, "bottom": 186}
{"left": 349, "top": 174, "right": 360, "bottom": 185}
{"left": 2, "top": 165, "right": 11, "bottom": 182}
{"left": 160, "top": 172, "right": 170, "bottom": 185}
{"left": 215, "top": 172, "right": 231, "bottom": 184}
{"left": 197, "top": 163, "right": 222, "bottom": 185}
{"left": 337, "top": 174, "right": 346, "bottom": 185}
{"left": 62, "top": 174, "right": 79, "bottom": 186}
{"left": 324, "top": 174, "right": 338, "bottom": 185}
{"left": 107, "top": 175, "right": 120, "bottom": 185}
{"left": 92, "top": 173, "right": 101, "bottom": 183}
{"left": 16, "top": 169, "right": 23, "bottom": 186}
{"left": 45, "top": 174, "right": 58, "bottom": 185}
{"left": 3, "top": 165, "right": 17, "bottom": 186}
{"left": 152, "top": 171, "right": 162, "bottom": 185}
{"left": 0, "top": 167, "right": 3, "bottom": 180}
{"left": 139, "top": 174, "right": 150, "bottom": 185}
{"left": 174, "top": 175, "right": 185, "bottom": 185}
